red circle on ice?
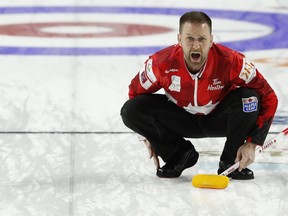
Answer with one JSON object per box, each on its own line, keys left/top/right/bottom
{"left": 0, "top": 22, "right": 173, "bottom": 38}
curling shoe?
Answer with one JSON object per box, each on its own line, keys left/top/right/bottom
{"left": 217, "top": 161, "right": 254, "bottom": 180}
{"left": 156, "top": 144, "right": 199, "bottom": 178}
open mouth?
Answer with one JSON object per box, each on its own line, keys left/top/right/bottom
{"left": 191, "top": 53, "right": 201, "bottom": 61}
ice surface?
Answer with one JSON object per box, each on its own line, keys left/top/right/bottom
{"left": 0, "top": 0, "right": 287, "bottom": 215}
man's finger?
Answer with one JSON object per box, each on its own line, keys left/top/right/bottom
{"left": 144, "top": 140, "right": 153, "bottom": 158}
{"left": 239, "top": 158, "right": 251, "bottom": 172}
{"left": 235, "top": 146, "right": 243, "bottom": 164}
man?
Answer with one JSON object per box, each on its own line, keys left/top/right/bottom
{"left": 120, "top": 11, "right": 278, "bottom": 179}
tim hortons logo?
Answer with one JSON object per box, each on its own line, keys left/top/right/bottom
{"left": 207, "top": 78, "right": 224, "bottom": 91}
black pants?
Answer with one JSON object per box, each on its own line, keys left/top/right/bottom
{"left": 120, "top": 88, "right": 260, "bottom": 164}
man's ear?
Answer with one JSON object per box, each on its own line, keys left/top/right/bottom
{"left": 177, "top": 33, "right": 181, "bottom": 46}
{"left": 210, "top": 34, "right": 213, "bottom": 47}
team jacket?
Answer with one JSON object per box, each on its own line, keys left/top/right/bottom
{"left": 128, "top": 43, "right": 278, "bottom": 145}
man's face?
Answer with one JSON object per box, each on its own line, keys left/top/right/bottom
{"left": 178, "top": 22, "right": 213, "bottom": 73}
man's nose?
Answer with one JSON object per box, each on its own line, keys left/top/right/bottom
{"left": 192, "top": 41, "right": 200, "bottom": 49}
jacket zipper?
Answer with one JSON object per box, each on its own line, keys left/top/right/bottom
{"left": 194, "top": 76, "right": 198, "bottom": 106}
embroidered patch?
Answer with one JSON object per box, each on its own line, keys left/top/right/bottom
{"left": 139, "top": 59, "right": 156, "bottom": 90}
{"left": 168, "top": 75, "right": 181, "bottom": 92}
{"left": 242, "top": 96, "right": 258, "bottom": 112}
{"left": 139, "top": 69, "right": 152, "bottom": 90}
{"left": 140, "top": 70, "right": 147, "bottom": 83}
{"left": 145, "top": 59, "right": 156, "bottom": 82}
{"left": 239, "top": 58, "right": 256, "bottom": 84}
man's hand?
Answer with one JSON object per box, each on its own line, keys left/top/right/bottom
{"left": 143, "top": 139, "right": 160, "bottom": 169}
{"left": 235, "top": 141, "right": 257, "bottom": 171}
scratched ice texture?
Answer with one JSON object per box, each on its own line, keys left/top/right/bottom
{"left": 0, "top": 0, "right": 288, "bottom": 215}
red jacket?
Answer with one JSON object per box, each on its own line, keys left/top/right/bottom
{"left": 128, "top": 43, "right": 278, "bottom": 145}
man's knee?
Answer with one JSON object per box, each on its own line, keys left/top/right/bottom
{"left": 121, "top": 94, "right": 164, "bottom": 119}
{"left": 228, "top": 88, "right": 260, "bottom": 110}
{"left": 120, "top": 99, "right": 135, "bottom": 124}
{"left": 226, "top": 88, "right": 260, "bottom": 125}
{"left": 238, "top": 88, "right": 260, "bottom": 115}
{"left": 120, "top": 96, "right": 148, "bottom": 128}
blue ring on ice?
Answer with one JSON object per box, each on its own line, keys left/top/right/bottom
{"left": 0, "top": 6, "right": 287, "bottom": 55}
